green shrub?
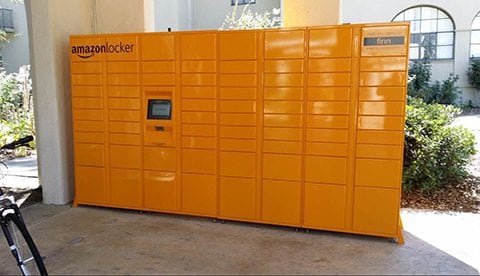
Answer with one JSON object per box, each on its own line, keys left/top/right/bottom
{"left": 468, "top": 58, "right": 480, "bottom": 90}
{"left": 403, "top": 98, "right": 476, "bottom": 192}
{"left": 0, "top": 65, "right": 35, "bottom": 148}
{"left": 408, "top": 59, "right": 461, "bottom": 105}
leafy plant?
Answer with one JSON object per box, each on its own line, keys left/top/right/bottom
{"left": 0, "top": 65, "right": 35, "bottom": 149}
{"left": 403, "top": 98, "right": 476, "bottom": 192}
{"left": 219, "top": 0, "right": 281, "bottom": 30}
{"left": 468, "top": 58, "right": 480, "bottom": 91}
{"left": 408, "top": 58, "right": 461, "bottom": 105}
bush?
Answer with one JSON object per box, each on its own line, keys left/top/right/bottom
{"left": 408, "top": 58, "right": 461, "bottom": 105}
{"left": 468, "top": 58, "right": 480, "bottom": 90}
{"left": 0, "top": 65, "right": 35, "bottom": 148}
{"left": 403, "top": 98, "right": 476, "bottom": 192}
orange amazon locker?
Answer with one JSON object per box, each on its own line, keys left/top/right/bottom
{"left": 70, "top": 22, "right": 409, "bottom": 243}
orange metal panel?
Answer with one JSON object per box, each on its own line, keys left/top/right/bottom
{"left": 264, "top": 73, "right": 303, "bottom": 87}
{"left": 356, "top": 144, "right": 402, "bottom": 160}
{"left": 355, "top": 159, "right": 402, "bottom": 189}
{"left": 107, "top": 62, "right": 139, "bottom": 73}
{"left": 305, "top": 156, "right": 347, "bottom": 184}
{"left": 75, "top": 166, "right": 105, "bottom": 204}
{"left": 264, "top": 101, "right": 302, "bottom": 114}
{"left": 220, "top": 114, "right": 256, "bottom": 126}
{"left": 356, "top": 130, "right": 403, "bottom": 145}
{"left": 144, "top": 171, "right": 176, "bottom": 211}
{"left": 181, "top": 73, "right": 215, "bottom": 86}
{"left": 263, "top": 141, "right": 302, "bottom": 154}
{"left": 304, "top": 183, "right": 346, "bottom": 229}
{"left": 264, "top": 87, "right": 303, "bottom": 100}
{"left": 360, "top": 57, "right": 407, "bottom": 72}
{"left": 142, "top": 61, "right": 175, "bottom": 73}
{"left": 110, "top": 145, "right": 141, "bottom": 169}
{"left": 219, "top": 177, "right": 255, "bottom": 220}
{"left": 182, "top": 99, "right": 216, "bottom": 112}
{"left": 219, "top": 126, "right": 256, "bottom": 139}
{"left": 309, "top": 58, "right": 351, "bottom": 72}
{"left": 109, "top": 122, "right": 140, "bottom": 134}
{"left": 72, "top": 74, "right": 102, "bottom": 86}
{"left": 72, "top": 86, "right": 102, "bottom": 97}
{"left": 143, "top": 74, "right": 175, "bottom": 86}
{"left": 182, "top": 60, "right": 216, "bottom": 73}
{"left": 358, "top": 87, "right": 406, "bottom": 102}
{"left": 306, "top": 142, "right": 347, "bottom": 157}
{"left": 265, "top": 30, "right": 305, "bottom": 59}
{"left": 70, "top": 37, "right": 102, "bottom": 62}
{"left": 361, "top": 25, "right": 408, "bottom": 57}
{"left": 109, "top": 133, "right": 141, "bottom": 145}
{"left": 219, "top": 138, "right": 256, "bottom": 152}
{"left": 182, "top": 173, "right": 216, "bottom": 215}
{"left": 182, "top": 112, "right": 216, "bottom": 124}
{"left": 358, "top": 102, "right": 404, "bottom": 116}
{"left": 142, "top": 35, "right": 174, "bottom": 60}
{"left": 182, "top": 124, "right": 217, "bottom": 137}
{"left": 220, "top": 100, "right": 256, "bottom": 113}
{"left": 306, "top": 129, "right": 348, "bottom": 143}
{"left": 110, "top": 168, "right": 142, "bottom": 208}
{"left": 353, "top": 186, "right": 400, "bottom": 235}
{"left": 182, "top": 149, "right": 216, "bottom": 174}
{"left": 220, "top": 61, "right": 256, "bottom": 75}
{"left": 306, "top": 101, "right": 349, "bottom": 115}
{"left": 359, "top": 72, "right": 406, "bottom": 87}
{"left": 264, "top": 114, "right": 302, "bottom": 127}
{"left": 108, "top": 86, "right": 140, "bottom": 98}
{"left": 109, "top": 110, "right": 140, "bottom": 122}
{"left": 357, "top": 116, "right": 404, "bottom": 131}
{"left": 73, "top": 121, "right": 104, "bottom": 132}
{"left": 108, "top": 98, "right": 140, "bottom": 110}
{"left": 71, "top": 62, "right": 102, "bottom": 74}
{"left": 144, "top": 147, "right": 175, "bottom": 171}
{"left": 72, "top": 98, "right": 103, "bottom": 109}
{"left": 107, "top": 74, "right": 139, "bottom": 85}
{"left": 220, "top": 74, "right": 257, "bottom": 87}
{"left": 263, "top": 127, "right": 302, "bottom": 141}
{"left": 219, "top": 87, "right": 256, "bottom": 100}
{"left": 307, "top": 87, "right": 349, "bottom": 101}
{"left": 308, "top": 73, "right": 350, "bottom": 87}
{"left": 75, "top": 132, "right": 105, "bottom": 144}
{"left": 182, "top": 87, "right": 216, "bottom": 99}
{"left": 306, "top": 115, "right": 348, "bottom": 129}
{"left": 219, "top": 152, "right": 256, "bottom": 177}
{"left": 219, "top": 31, "right": 256, "bottom": 60}
{"left": 262, "top": 180, "right": 301, "bottom": 225}
{"left": 105, "top": 36, "right": 139, "bottom": 61}
{"left": 309, "top": 28, "right": 352, "bottom": 58}
{"left": 75, "top": 144, "right": 104, "bottom": 166}
{"left": 73, "top": 109, "right": 103, "bottom": 121}
{"left": 182, "top": 136, "right": 216, "bottom": 150}
{"left": 264, "top": 60, "right": 303, "bottom": 73}
{"left": 263, "top": 154, "right": 302, "bottom": 181}
{"left": 180, "top": 33, "right": 215, "bottom": 60}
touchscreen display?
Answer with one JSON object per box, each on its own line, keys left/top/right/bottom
{"left": 147, "top": 99, "right": 172, "bottom": 120}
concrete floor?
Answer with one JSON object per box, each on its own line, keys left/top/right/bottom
{"left": 0, "top": 204, "right": 478, "bottom": 275}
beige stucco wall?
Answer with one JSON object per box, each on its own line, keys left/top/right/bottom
{"left": 282, "top": 0, "right": 340, "bottom": 27}
{"left": 94, "top": 0, "right": 153, "bottom": 34}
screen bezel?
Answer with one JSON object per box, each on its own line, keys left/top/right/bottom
{"left": 147, "top": 99, "right": 172, "bottom": 120}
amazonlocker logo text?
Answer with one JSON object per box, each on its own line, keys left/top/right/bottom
{"left": 71, "top": 42, "right": 135, "bottom": 59}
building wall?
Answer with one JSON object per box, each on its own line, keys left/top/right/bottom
{"left": 341, "top": 0, "right": 480, "bottom": 105}
{"left": 283, "top": 0, "right": 340, "bottom": 27}
{"left": 0, "top": 0, "right": 29, "bottom": 73}
{"left": 154, "top": 0, "right": 191, "bottom": 32}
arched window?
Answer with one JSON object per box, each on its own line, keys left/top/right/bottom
{"left": 471, "top": 12, "right": 480, "bottom": 58}
{"left": 393, "top": 6, "right": 455, "bottom": 60}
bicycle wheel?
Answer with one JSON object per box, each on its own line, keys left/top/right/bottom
{"left": 1, "top": 208, "right": 47, "bottom": 276}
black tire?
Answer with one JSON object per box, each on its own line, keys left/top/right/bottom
{"left": 1, "top": 209, "right": 47, "bottom": 276}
